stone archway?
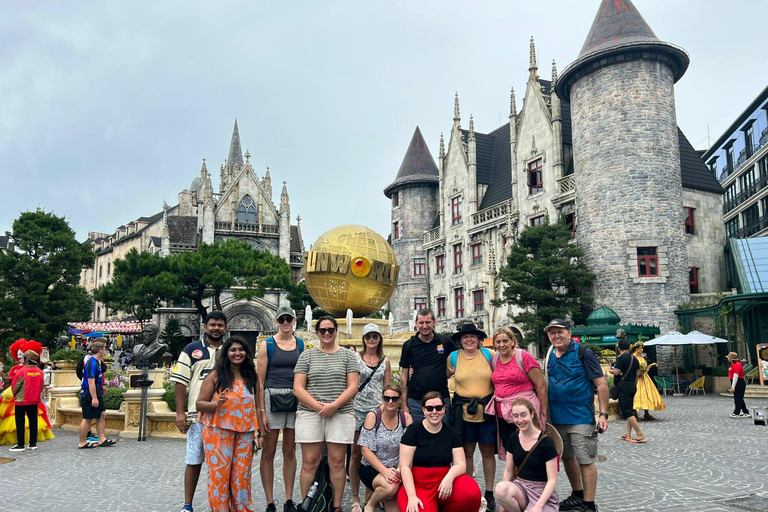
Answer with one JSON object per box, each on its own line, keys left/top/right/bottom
{"left": 224, "top": 301, "right": 275, "bottom": 354}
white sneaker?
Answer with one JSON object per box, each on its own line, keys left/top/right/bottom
{"left": 9, "top": 444, "right": 25, "bottom": 452}
{"left": 730, "top": 413, "right": 740, "bottom": 418}
{"left": 27, "top": 444, "right": 38, "bottom": 450}
{"left": 739, "top": 412, "right": 751, "bottom": 418}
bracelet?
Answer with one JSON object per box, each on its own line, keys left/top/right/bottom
{"left": 599, "top": 412, "right": 609, "bottom": 418}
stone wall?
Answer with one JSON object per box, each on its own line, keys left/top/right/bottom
{"left": 571, "top": 58, "right": 689, "bottom": 333}
{"left": 683, "top": 188, "right": 727, "bottom": 293}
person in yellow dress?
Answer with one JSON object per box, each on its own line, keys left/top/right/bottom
{"left": 631, "top": 342, "right": 665, "bottom": 420}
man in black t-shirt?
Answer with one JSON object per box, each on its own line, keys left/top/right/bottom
{"left": 611, "top": 336, "right": 645, "bottom": 443}
{"left": 399, "top": 309, "right": 457, "bottom": 423}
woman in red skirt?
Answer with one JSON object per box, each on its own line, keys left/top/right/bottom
{"left": 398, "top": 391, "right": 481, "bottom": 512}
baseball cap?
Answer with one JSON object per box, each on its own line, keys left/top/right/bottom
{"left": 543, "top": 319, "right": 570, "bottom": 332}
{"left": 362, "top": 323, "right": 382, "bottom": 337}
{"left": 275, "top": 305, "right": 295, "bottom": 319}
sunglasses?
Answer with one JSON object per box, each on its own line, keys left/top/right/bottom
{"left": 318, "top": 327, "right": 337, "bottom": 335}
{"left": 423, "top": 405, "right": 444, "bottom": 412}
{"left": 382, "top": 395, "right": 400, "bottom": 403}
{"left": 364, "top": 334, "right": 381, "bottom": 340}
{"left": 277, "top": 316, "right": 293, "bottom": 324}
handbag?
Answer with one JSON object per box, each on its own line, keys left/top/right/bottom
{"left": 269, "top": 390, "right": 299, "bottom": 413}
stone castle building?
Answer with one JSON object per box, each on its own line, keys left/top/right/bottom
{"left": 80, "top": 120, "right": 305, "bottom": 344}
{"left": 385, "top": 0, "right": 725, "bottom": 335}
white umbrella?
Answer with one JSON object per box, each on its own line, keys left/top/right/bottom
{"left": 685, "top": 330, "right": 729, "bottom": 345}
{"left": 644, "top": 332, "right": 691, "bottom": 393}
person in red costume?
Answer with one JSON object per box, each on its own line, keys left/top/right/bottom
{"left": 0, "top": 339, "right": 55, "bottom": 447}
{"left": 9, "top": 348, "right": 45, "bottom": 451}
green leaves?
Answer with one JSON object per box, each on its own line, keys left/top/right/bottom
{"left": 498, "top": 221, "right": 595, "bottom": 351}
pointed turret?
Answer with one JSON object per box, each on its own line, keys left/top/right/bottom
{"left": 556, "top": 0, "right": 689, "bottom": 100}
{"left": 280, "top": 181, "right": 289, "bottom": 207}
{"left": 383, "top": 127, "right": 439, "bottom": 198}
{"left": 278, "top": 181, "right": 290, "bottom": 261}
{"left": 439, "top": 133, "right": 445, "bottom": 160}
{"left": 528, "top": 36, "right": 538, "bottom": 78}
{"left": 468, "top": 115, "right": 475, "bottom": 140}
{"left": 509, "top": 87, "right": 517, "bottom": 117}
{"left": 227, "top": 119, "right": 244, "bottom": 170}
{"left": 453, "top": 92, "right": 461, "bottom": 127}
{"left": 551, "top": 60, "right": 564, "bottom": 178}
{"left": 551, "top": 59, "right": 558, "bottom": 85}
{"left": 467, "top": 115, "right": 477, "bottom": 214}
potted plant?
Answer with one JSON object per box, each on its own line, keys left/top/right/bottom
{"left": 50, "top": 349, "right": 86, "bottom": 369}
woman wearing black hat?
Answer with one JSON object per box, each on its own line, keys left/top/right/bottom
{"left": 446, "top": 322, "right": 498, "bottom": 511}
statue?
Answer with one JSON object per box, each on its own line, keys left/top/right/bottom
{"left": 346, "top": 309, "right": 353, "bottom": 339}
{"left": 616, "top": 328, "right": 628, "bottom": 343}
{"left": 134, "top": 323, "right": 173, "bottom": 367}
{"left": 408, "top": 309, "right": 417, "bottom": 332}
{"left": 388, "top": 312, "right": 394, "bottom": 335}
{"left": 56, "top": 335, "right": 71, "bottom": 351}
{"left": 305, "top": 305, "right": 312, "bottom": 332}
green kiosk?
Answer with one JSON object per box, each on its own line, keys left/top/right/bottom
{"left": 571, "top": 306, "right": 660, "bottom": 348}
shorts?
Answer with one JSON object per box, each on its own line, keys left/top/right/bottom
{"left": 81, "top": 395, "right": 105, "bottom": 420}
{"left": 553, "top": 423, "right": 597, "bottom": 465}
{"left": 358, "top": 463, "right": 380, "bottom": 491}
{"left": 462, "top": 418, "right": 497, "bottom": 445}
{"left": 185, "top": 420, "right": 205, "bottom": 465}
{"left": 265, "top": 388, "right": 297, "bottom": 430}
{"left": 618, "top": 381, "right": 637, "bottom": 419}
{"left": 355, "top": 409, "right": 374, "bottom": 431}
{"left": 295, "top": 408, "right": 355, "bottom": 444}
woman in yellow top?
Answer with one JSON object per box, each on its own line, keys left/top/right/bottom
{"left": 631, "top": 342, "right": 665, "bottom": 420}
{"left": 446, "top": 322, "right": 497, "bottom": 511}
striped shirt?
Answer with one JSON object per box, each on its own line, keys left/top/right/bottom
{"left": 294, "top": 347, "right": 359, "bottom": 414}
{"left": 169, "top": 337, "right": 220, "bottom": 416}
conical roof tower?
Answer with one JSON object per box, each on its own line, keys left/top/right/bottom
{"left": 227, "top": 119, "right": 244, "bottom": 170}
{"left": 384, "top": 127, "right": 439, "bottom": 198}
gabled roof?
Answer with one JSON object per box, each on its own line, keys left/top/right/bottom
{"left": 679, "top": 128, "right": 723, "bottom": 194}
{"left": 290, "top": 225, "right": 302, "bottom": 253}
{"left": 384, "top": 127, "right": 439, "bottom": 198}
{"left": 149, "top": 236, "right": 162, "bottom": 247}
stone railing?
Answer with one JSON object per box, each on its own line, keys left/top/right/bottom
{"left": 472, "top": 198, "right": 515, "bottom": 226}
{"left": 214, "top": 221, "right": 279, "bottom": 234}
{"left": 558, "top": 174, "right": 576, "bottom": 195}
{"left": 423, "top": 227, "right": 441, "bottom": 244}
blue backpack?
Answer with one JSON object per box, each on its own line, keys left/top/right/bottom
{"left": 450, "top": 346, "right": 493, "bottom": 370}
{"left": 265, "top": 336, "right": 305, "bottom": 364}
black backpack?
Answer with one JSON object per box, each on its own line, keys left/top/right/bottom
{"left": 298, "top": 456, "right": 334, "bottom": 512}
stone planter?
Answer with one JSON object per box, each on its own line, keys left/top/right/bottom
{"left": 53, "top": 361, "right": 76, "bottom": 370}
{"left": 705, "top": 376, "right": 731, "bottom": 394}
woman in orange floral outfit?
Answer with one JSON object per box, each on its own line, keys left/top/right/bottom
{"left": 197, "top": 336, "right": 261, "bottom": 512}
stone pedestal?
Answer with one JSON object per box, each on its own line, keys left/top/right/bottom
{"left": 120, "top": 388, "right": 167, "bottom": 437}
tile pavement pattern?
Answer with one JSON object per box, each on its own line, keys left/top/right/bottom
{"left": 1, "top": 395, "right": 767, "bottom": 511}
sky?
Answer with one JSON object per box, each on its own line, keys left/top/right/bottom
{"left": 2, "top": 1, "right": 767, "bottom": 248}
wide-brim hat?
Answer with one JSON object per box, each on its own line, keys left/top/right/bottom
{"left": 275, "top": 305, "right": 295, "bottom": 320}
{"left": 726, "top": 351, "right": 739, "bottom": 362}
{"left": 545, "top": 423, "right": 564, "bottom": 456}
{"left": 452, "top": 322, "right": 487, "bottom": 342}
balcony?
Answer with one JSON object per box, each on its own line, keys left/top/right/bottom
{"left": 722, "top": 172, "right": 768, "bottom": 214}
{"left": 423, "top": 227, "right": 442, "bottom": 245}
{"left": 214, "top": 221, "right": 279, "bottom": 235}
{"left": 471, "top": 198, "right": 516, "bottom": 227}
{"left": 735, "top": 215, "right": 768, "bottom": 238}
{"left": 551, "top": 174, "right": 576, "bottom": 206}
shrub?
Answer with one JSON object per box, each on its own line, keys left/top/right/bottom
{"left": 701, "top": 367, "right": 714, "bottom": 376}
{"left": 164, "top": 387, "right": 188, "bottom": 412}
{"left": 104, "top": 387, "right": 127, "bottom": 410}
{"left": 712, "top": 366, "right": 728, "bottom": 377}
{"left": 50, "top": 349, "right": 86, "bottom": 363}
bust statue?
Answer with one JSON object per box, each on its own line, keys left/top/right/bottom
{"left": 56, "top": 335, "right": 71, "bottom": 351}
{"left": 616, "top": 328, "right": 628, "bottom": 342}
{"left": 134, "top": 323, "right": 172, "bottom": 366}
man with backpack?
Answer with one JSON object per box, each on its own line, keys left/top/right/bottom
{"left": 545, "top": 319, "right": 608, "bottom": 512}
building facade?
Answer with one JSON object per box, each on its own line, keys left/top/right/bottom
{"left": 386, "top": 0, "right": 726, "bottom": 335}
{"left": 80, "top": 120, "right": 305, "bottom": 343}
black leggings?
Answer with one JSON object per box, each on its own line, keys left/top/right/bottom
{"left": 15, "top": 403, "right": 38, "bottom": 446}
{"left": 733, "top": 378, "right": 748, "bottom": 415}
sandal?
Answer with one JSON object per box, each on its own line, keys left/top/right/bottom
{"left": 351, "top": 504, "right": 362, "bottom": 512}
{"left": 78, "top": 442, "right": 97, "bottom": 449}
{"left": 630, "top": 436, "right": 647, "bottom": 443}
{"left": 619, "top": 435, "right": 631, "bottom": 441}
{"left": 97, "top": 439, "right": 116, "bottom": 447}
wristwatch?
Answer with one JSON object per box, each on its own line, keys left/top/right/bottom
{"left": 599, "top": 412, "right": 609, "bottom": 419}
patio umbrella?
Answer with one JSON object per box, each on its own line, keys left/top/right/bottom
{"left": 644, "top": 332, "right": 690, "bottom": 393}
{"left": 685, "top": 330, "right": 729, "bottom": 345}
{"left": 67, "top": 327, "right": 83, "bottom": 335}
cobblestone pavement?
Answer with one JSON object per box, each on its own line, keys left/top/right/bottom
{"left": 2, "top": 395, "right": 767, "bottom": 511}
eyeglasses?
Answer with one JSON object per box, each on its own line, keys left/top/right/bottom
{"left": 318, "top": 327, "right": 336, "bottom": 335}
{"left": 423, "top": 405, "right": 444, "bottom": 412}
{"left": 364, "top": 334, "right": 381, "bottom": 340}
{"left": 277, "top": 316, "right": 293, "bottom": 324}
{"left": 382, "top": 395, "right": 400, "bottom": 403}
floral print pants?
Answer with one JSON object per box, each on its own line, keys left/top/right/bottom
{"left": 202, "top": 425, "right": 255, "bottom": 512}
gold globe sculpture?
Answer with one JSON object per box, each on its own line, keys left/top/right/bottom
{"left": 303, "top": 225, "right": 399, "bottom": 317}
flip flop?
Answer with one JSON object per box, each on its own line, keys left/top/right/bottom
{"left": 630, "top": 437, "right": 647, "bottom": 444}
{"left": 97, "top": 439, "right": 116, "bottom": 447}
{"left": 78, "top": 442, "right": 97, "bottom": 449}
{"left": 619, "top": 435, "right": 631, "bottom": 441}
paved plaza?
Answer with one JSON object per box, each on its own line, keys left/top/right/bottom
{"left": 2, "top": 394, "right": 767, "bottom": 512}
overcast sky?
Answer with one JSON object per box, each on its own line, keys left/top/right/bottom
{"left": 2, "top": 1, "right": 767, "bottom": 249}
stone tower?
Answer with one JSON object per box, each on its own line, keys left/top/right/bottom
{"left": 384, "top": 127, "right": 439, "bottom": 331}
{"left": 555, "top": 0, "right": 691, "bottom": 332}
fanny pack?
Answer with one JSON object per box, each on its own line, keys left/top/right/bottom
{"left": 269, "top": 390, "right": 298, "bottom": 413}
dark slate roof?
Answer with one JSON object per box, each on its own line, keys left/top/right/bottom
{"left": 538, "top": 78, "right": 552, "bottom": 96}
{"left": 560, "top": 99, "right": 572, "bottom": 146}
{"left": 168, "top": 216, "right": 199, "bottom": 245}
{"left": 384, "top": 127, "right": 439, "bottom": 198}
{"left": 0, "top": 235, "right": 10, "bottom": 250}
{"left": 290, "top": 225, "right": 301, "bottom": 253}
{"left": 149, "top": 236, "right": 161, "bottom": 247}
{"left": 461, "top": 129, "right": 496, "bottom": 185}
{"left": 479, "top": 124, "right": 513, "bottom": 210}
{"left": 679, "top": 128, "right": 723, "bottom": 194}
{"left": 227, "top": 119, "right": 244, "bottom": 169}
{"left": 556, "top": 0, "right": 688, "bottom": 100}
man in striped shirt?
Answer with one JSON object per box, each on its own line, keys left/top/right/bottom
{"left": 170, "top": 310, "right": 227, "bottom": 512}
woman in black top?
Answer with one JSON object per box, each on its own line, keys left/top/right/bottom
{"left": 494, "top": 398, "right": 558, "bottom": 512}
{"left": 397, "top": 391, "right": 481, "bottom": 512}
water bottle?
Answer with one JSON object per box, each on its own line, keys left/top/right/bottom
{"left": 299, "top": 481, "right": 318, "bottom": 511}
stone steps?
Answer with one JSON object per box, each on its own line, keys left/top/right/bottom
{"left": 719, "top": 384, "right": 768, "bottom": 399}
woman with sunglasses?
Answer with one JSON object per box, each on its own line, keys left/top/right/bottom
{"left": 356, "top": 384, "right": 411, "bottom": 512}
{"left": 196, "top": 336, "right": 261, "bottom": 512}
{"left": 349, "top": 323, "right": 392, "bottom": 512}
{"left": 294, "top": 316, "right": 360, "bottom": 512}
{"left": 398, "top": 391, "right": 481, "bottom": 512}
{"left": 494, "top": 398, "right": 559, "bottom": 512}
{"left": 257, "top": 305, "right": 305, "bottom": 512}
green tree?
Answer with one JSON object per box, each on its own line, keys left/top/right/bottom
{"left": 495, "top": 221, "right": 595, "bottom": 352}
{"left": 287, "top": 281, "right": 318, "bottom": 326}
{"left": 169, "top": 239, "right": 293, "bottom": 317}
{"left": 160, "top": 317, "right": 186, "bottom": 359}
{"left": 94, "top": 249, "right": 180, "bottom": 323}
{"left": 0, "top": 210, "right": 95, "bottom": 350}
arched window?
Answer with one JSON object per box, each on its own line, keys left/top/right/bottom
{"left": 107, "top": 262, "right": 111, "bottom": 275}
{"left": 99, "top": 265, "right": 103, "bottom": 279}
{"left": 237, "top": 195, "right": 257, "bottom": 224}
